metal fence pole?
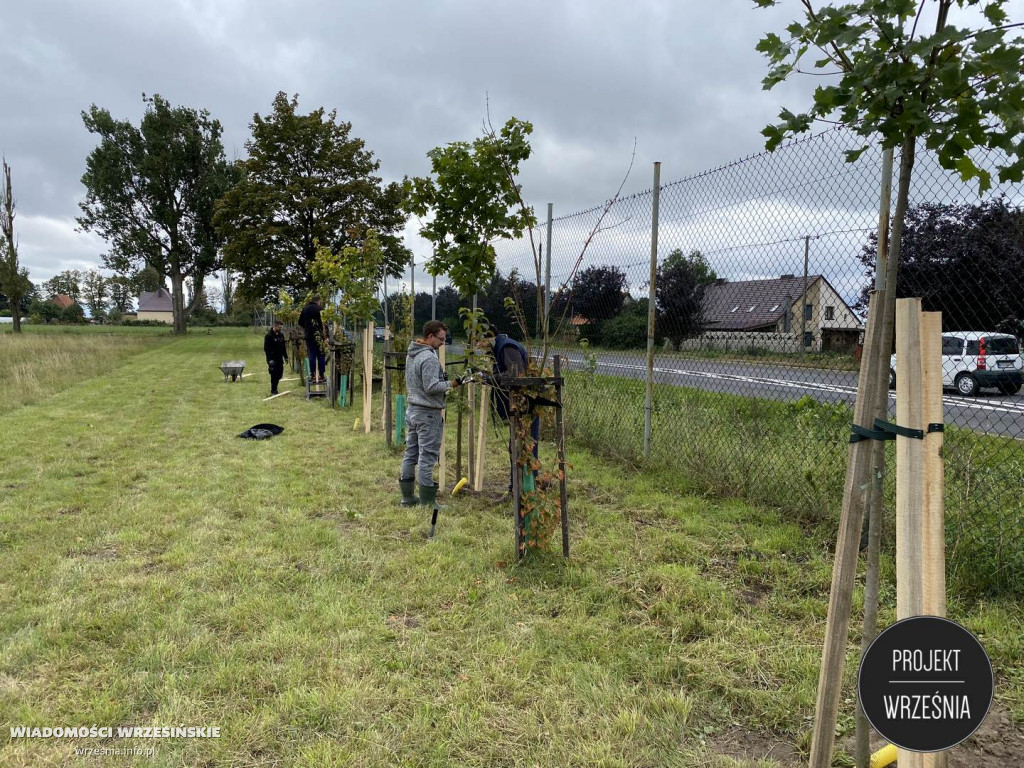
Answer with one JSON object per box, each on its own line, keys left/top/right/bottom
{"left": 644, "top": 162, "right": 661, "bottom": 458}
{"left": 544, "top": 202, "right": 553, "bottom": 346}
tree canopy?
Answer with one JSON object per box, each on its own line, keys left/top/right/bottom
{"left": 215, "top": 92, "right": 409, "bottom": 302}
{"left": 857, "top": 198, "right": 1024, "bottom": 332}
{"left": 78, "top": 94, "right": 235, "bottom": 333}
{"left": 570, "top": 265, "right": 627, "bottom": 323}
{"left": 657, "top": 249, "right": 715, "bottom": 349}
{"left": 407, "top": 117, "right": 536, "bottom": 298}
{"left": 755, "top": 0, "right": 1024, "bottom": 191}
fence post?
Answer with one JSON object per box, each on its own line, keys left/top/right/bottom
{"left": 544, "top": 202, "right": 553, "bottom": 354}
{"left": 364, "top": 322, "right": 374, "bottom": 434}
{"left": 644, "top": 161, "right": 661, "bottom": 458}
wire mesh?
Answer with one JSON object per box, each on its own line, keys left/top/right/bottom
{"left": 491, "top": 128, "right": 1024, "bottom": 596}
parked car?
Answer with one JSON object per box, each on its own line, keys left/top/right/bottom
{"left": 373, "top": 327, "right": 386, "bottom": 341}
{"left": 889, "top": 331, "right": 1023, "bottom": 396}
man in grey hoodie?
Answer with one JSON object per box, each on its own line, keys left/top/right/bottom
{"left": 399, "top": 320, "right": 462, "bottom": 506}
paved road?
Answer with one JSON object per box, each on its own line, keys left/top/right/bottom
{"left": 539, "top": 349, "right": 1024, "bottom": 439}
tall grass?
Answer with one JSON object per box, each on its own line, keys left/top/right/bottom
{"left": 0, "top": 329, "right": 168, "bottom": 414}
{"left": 565, "top": 371, "right": 1024, "bottom": 595}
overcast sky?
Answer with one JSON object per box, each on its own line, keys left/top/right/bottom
{"left": 1, "top": 0, "right": 1019, "bottom": 298}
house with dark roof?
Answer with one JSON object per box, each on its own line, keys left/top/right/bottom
{"left": 137, "top": 287, "right": 174, "bottom": 324}
{"left": 699, "top": 274, "right": 862, "bottom": 353}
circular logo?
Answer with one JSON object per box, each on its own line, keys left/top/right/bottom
{"left": 858, "top": 616, "right": 994, "bottom": 753}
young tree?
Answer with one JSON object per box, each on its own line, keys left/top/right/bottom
{"left": 408, "top": 117, "right": 536, "bottom": 310}
{"left": 80, "top": 269, "right": 110, "bottom": 321}
{"left": 215, "top": 92, "right": 409, "bottom": 301}
{"left": 78, "top": 94, "right": 236, "bottom": 334}
{"left": 0, "top": 159, "right": 31, "bottom": 333}
{"left": 755, "top": 3, "right": 1024, "bottom": 765}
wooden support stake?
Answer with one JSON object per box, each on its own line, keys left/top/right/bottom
{"left": 554, "top": 355, "right": 569, "bottom": 558}
{"left": 895, "top": 299, "right": 924, "bottom": 768}
{"left": 920, "top": 311, "right": 946, "bottom": 619}
{"left": 438, "top": 344, "right": 447, "bottom": 491}
{"left": 381, "top": 327, "right": 390, "bottom": 432}
{"left": 511, "top": 407, "right": 523, "bottom": 559}
{"left": 474, "top": 385, "right": 489, "bottom": 491}
{"left": 808, "top": 288, "right": 889, "bottom": 768}
{"left": 364, "top": 322, "right": 374, "bottom": 433}
{"left": 384, "top": 353, "right": 393, "bottom": 448}
{"left": 467, "top": 382, "right": 476, "bottom": 489}
{"left": 894, "top": 303, "right": 947, "bottom": 768}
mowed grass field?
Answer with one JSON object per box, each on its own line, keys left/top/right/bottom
{"left": 1, "top": 327, "right": 1021, "bottom": 767}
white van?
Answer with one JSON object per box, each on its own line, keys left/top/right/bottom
{"left": 890, "top": 331, "right": 1023, "bottom": 396}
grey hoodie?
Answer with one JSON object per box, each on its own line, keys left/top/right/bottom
{"left": 405, "top": 340, "right": 451, "bottom": 409}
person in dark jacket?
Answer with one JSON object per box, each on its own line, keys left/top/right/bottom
{"left": 297, "top": 295, "right": 326, "bottom": 382}
{"left": 486, "top": 329, "right": 540, "bottom": 495}
{"left": 264, "top": 319, "right": 289, "bottom": 395}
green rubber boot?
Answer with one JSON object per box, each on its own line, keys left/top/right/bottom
{"left": 418, "top": 483, "right": 439, "bottom": 509}
{"left": 399, "top": 478, "right": 418, "bottom": 506}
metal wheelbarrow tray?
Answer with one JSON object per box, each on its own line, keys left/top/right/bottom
{"left": 219, "top": 360, "right": 246, "bottom": 382}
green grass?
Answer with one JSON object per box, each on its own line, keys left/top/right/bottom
{"left": 565, "top": 372, "right": 1024, "bottom": 596}
{"left": 0, "top": 328, "right": 1021, "bottom": 767}
{"left": 0, "top": 325, "right": 172, "bottom": 414}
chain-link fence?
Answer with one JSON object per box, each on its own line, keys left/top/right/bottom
{"left": 488, "top": 128, "right": 1024, "bottom": 596}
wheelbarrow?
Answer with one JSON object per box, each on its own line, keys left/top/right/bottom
{"left": 219, "top": 360, "right": 246, "bottom": 382}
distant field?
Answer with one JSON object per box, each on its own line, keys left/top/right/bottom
{"left": 0, "top": 326, "right": 173, "bottom": 414}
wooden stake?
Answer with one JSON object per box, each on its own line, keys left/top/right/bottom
{"left": 474, "top": 385, "right": 489, "bottom": 491}
{"left": 262, "top": 390, "right": 292, "bottom": 401}
{"left": 511, "top": 407, "right": 523, "bottom": 559}
{"left": 808, "top": 288, "right": 889, "bottom": 768}
{"left": 381, "top": 327, "right": 390, "bottom": 432}
{"left": 918, "top": 309, "right": 948, "bottom": 768}
{"left": 467, "top": 381, "right": 476, "bottom": 488}
{"left": 364, "top": 322, "right": 373, "bottom": 433}
{"left": 895, "top": 298, "right": 925, "bottom": 768}
{"left": 438, "top": 344, "right": 447, "bottom": 492}
{"left": 555, "top": 355, "right": 569, "bottom": 558}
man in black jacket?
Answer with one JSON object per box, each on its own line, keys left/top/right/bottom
{"left": 298, "top": 295, "right": 326, "bottom": 382}
{"left": 264, "top": 319, "right": 289, "bottom": 395}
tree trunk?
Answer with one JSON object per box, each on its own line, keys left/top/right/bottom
{"left": 11, "top": 308, "right": 21, "bottom": 333}
{"left": 170, "top": 271, "right": 187, "bottom": 334}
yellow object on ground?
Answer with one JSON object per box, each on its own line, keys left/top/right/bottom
{"left": 353, "top": 418, "right": 360, "bottom": 431}
{"left": 451, "top": 478, "right": 469, "bottom": 496}
{"left": 870, "top": 744, "right": 897, "bottom": 768}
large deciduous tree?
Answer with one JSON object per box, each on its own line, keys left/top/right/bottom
{"left": 215, "top": 92, "right": 409, "bottom": 301}
{"left": 857, "top": 198, "right": 1024, "bottom": 332}
{"left": 657, "top": 249, "right": 715, "bottom": 349}
{"left": 0, "top": 159, "right": 31, "bottom": 333}
{"left": 78, "top": 94, "right": 235, "bottom": 334}
{"left": 42, "top": 269, "right": 84, "bottom": 301}
{"left": 80, "top": 269, "right": 110, "bottom": 321}
{"left": 570, "top": 265, "right": 627, "bottom": 323}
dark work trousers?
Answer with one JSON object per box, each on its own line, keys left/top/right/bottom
{"left": 267, "top": 358, "right": 284, "bottom": 393}
{"left": 508, "top": 417, "right": 541, "bottom": 492}
{"left": 306, "top": 337, "right": 326, "bottom": 380}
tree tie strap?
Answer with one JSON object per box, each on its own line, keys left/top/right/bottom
{"left": 850, "top": 418, "right": 944, "bottom": 443}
